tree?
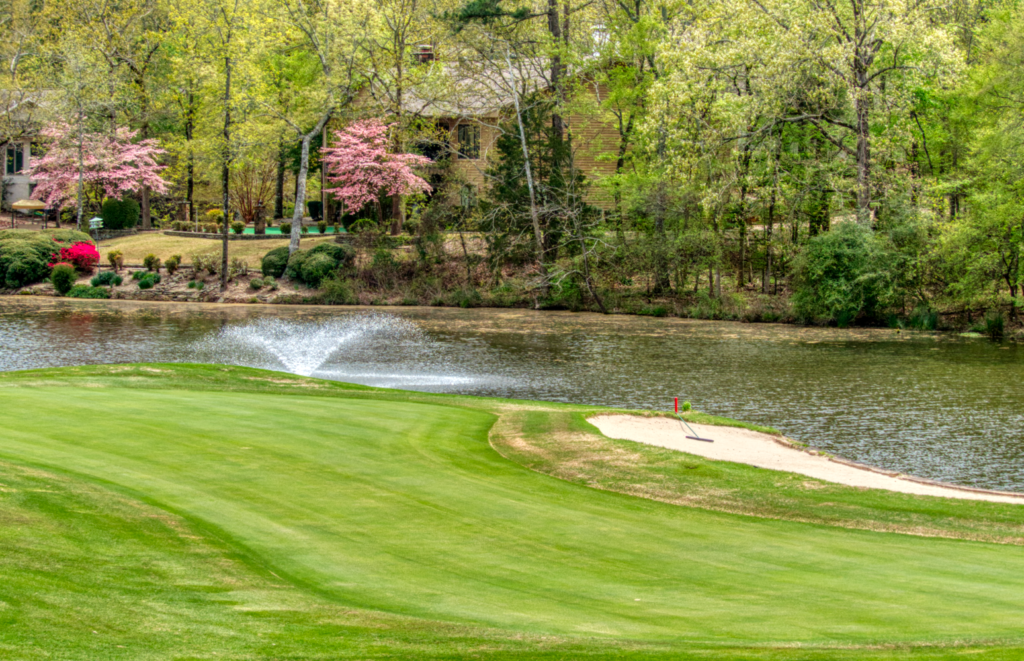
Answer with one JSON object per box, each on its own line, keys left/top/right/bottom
{"left": 321, "top": 119, "right": 431, "bottom": 224}
{"left": 659, "top": 0, "right": 962, "bottom": 222}
{"left": 27, "top": 123, "right": 168, "bottom": 217}
{"left": 266, "top": 0, "right": 366, "bottom": 254}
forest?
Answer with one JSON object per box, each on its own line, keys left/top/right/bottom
{"left": 2, "top": 0, "right": 1023, "bottom": 331}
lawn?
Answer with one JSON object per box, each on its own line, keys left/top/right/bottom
{"left": 97, "top": 232, "right": 338, "bottom": 265}
{"left": 1, "top": 364, "right": 1023, "bottom": 660}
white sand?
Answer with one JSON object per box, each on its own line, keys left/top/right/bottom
{"left": 589, "top": 415, "right": 1024, "bottom": 505}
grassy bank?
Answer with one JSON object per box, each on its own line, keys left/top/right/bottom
{"left": 1, "top": 364, "right": 1024, "bottom": 659}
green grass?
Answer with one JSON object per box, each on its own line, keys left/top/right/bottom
{"left": 1, "top": 364, "right": 1024, "bottom": 659}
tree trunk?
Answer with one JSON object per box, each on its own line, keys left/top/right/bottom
{"left": 506, "top": 50, "right": 547, "bottom": 293}
{"left": 390, "top": 195, "right": 405, "bottom": 236}
{"left": 275, "top": 141, "right": 285, "bottom": 220}
{"left": 221, "top": 52, "right": 232, "bottom": 292}
{"left": 854, "top": 93, "right": 871, "bottom": 223}
{"left": 76, "top": 106, "right": 84, "bottom": 231}
{"left": 289, "top": 111, "right": 333, "bottom": 254}
{"left": 141, "top": 186, "right": 151, "bottom": 230}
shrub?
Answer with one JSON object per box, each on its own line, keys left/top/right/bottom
{"left": 349, "top": 219, "right": 377, "bottom": 234}
{"left": 300, "top": 252, "right": 337, "bottom": 287}
{"left": 319, "top": 277, "right": 356, "bottom": 304}
{"left": 639, "top": 305, "right": 669, "bottom": 317}
{"left": 309, "top": 241, "right": 355, "bottom": 266}
{"left": 231, "top": 221, "right": 245, "bottom": 235}
{"left": 229, "top": 257, "right": 248, "bottom": 278}
{"left": 249, "top": 277, "right": 264, "bottom": 289}
{"left": 165, "top": 254, "right": 181, "bottom": 275}
{"left": 67, "top": 284, "right": 110, "bottom": 299}
{"left": 279, "top": 222, "right": 292, "bottom": 235}
{"left": 51, "top": 263, "right": 77, "bottom": 294}
{"left": 908, "top": 305, "right": 938, "bottom": 331}
{"left": 187, "top": 280, "right": 205, "bottom": 291}
{"left": 681, "top": 401, "right": 692, "bottom": 412}
{"left": 52, "top": 241, "right": 100, "bottom": 273}
{"left": 261, "top": 247, "right": 290, "bottom": 278}
{"left": 190, "top": 253, "right": 218, "bottom": 275}
{"left": 205, "top": 209, "right": 224, "bottom": 225}
{"left": 91, "top": 271, "right": 123, "bottom": 287}
{"left": 301, "top": 224, "right": 309, "bottom": 234}
{"left": 986, "top": 311, "right": 1005, "bottom": 340}
{"left": 107, "top": 250, "right": 124, "bottom": 271}
{"left": 263, "top": 276, "right": 278, "bottom": 290}
{"left": 0, "top": 229, "right": 95, "bottom": 289}
{"left": 791, "top": 222, "right": 896, "bottom": 325}
{"left": 132, "top": 270, "right": 146, "bottom": 281}
{"left": 100, "top": 198, "right": 140, "bottom": 230}
{"left": 137, "top": 273, "right": 161, "bottom": 289}
{"left": 317, "top": 220, "right": 327, "bottom": 234}
{"left": 285, "top": 249, "right": 309, "bottom": 280}
{"left": 308, "top": 200, "right": 323, "bottom": 221}
{"left": 142, "top": 253, "right": 161, "bottom": 272}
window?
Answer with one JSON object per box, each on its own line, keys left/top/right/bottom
{"left": 457, "top": 124, "right": 480, "bottom": 160}
{"left": 5, "top": 143, "right": 23, "bottom": 174}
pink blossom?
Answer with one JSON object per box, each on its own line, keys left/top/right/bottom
{"left": 27, "top": 123, "right": 169, "bottom": 209}
{"left": 321, "top": 119, "right": 432, "bottom": 211}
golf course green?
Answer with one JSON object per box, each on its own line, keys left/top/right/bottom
{"left": 1, "top": 364, "right": 1023, "bottom": 660}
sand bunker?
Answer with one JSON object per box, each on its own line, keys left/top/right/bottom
{"left": 589, "top": 415, "right": 1024, "bottom": 505}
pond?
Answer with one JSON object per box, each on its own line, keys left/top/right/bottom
{"left": 1, "top": 297, "right": 1022, "bottom": 492}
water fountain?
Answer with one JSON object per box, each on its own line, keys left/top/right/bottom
{"left": 188, "top": 312, "right": 493, "bottom": 390}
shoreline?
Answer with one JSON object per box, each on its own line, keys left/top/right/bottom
{"left": 590, "top": 414, "right": 1024, "bottom": 504}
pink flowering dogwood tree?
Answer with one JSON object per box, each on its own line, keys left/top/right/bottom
{"left": 321, "top": 119, "right": 432, "bottom": 231}
{"left": 27, "top": 123, "right": 169, "bottom": 226}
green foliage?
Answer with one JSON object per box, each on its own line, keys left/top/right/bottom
{"left": 309, "top": 241, "right": 354, "bottom": 266}
{"left": 100, "top": 198, "right": 140, "bottom": 230}
{"left": 319, "top": 277, "right": 357, "bottom": 304}
{"left": 261, "top": 247, "right": 290, "bottom": 278}
{"left": 300, "top": 252, "right": 337, "bottom": 287}
{"left": 165, "top": 255, "right": 181, "bottom": 275}
{"left": 307, "top": 200, "right": 323, "bottom": 221}
{"left": 0, "top": 229, "right": 94, "bottom": 289}
{"left": 187, "top": 280, "right": 205, "bottom": 291}
{"left": 792, "top": 223, "right": 896, "bottom": 325}
{"left": 51, "top": 263, "right": 77, "bottom": 294}
{"left": 231, "top": 221, "right": 245, "bottom": 235}
{"left": 137, "top": 273, "right": 161, "bottom": 290}
{"left": 190, "top": 253, "right": 218, "bottom": 275}
{"left": 66, "top": 284, "right": 111, "bottom": 299}
{"left": 90, "top": 271, "right": 123, "bottom": 287}
{"left": 143, "top": 254, "right": 161, "bottom": 272}
{"left": 249, "top": 277, "right": 264, "bottom": 289}
{"left": 205, "top": 209, "right": 224, "bottom": 225}
{"left": 317, "top": 220, "right": 327, "bottom": 234}
{"left": 107, "top": 250, "right": 124, "bottom": 271}
{"left": 279, "top": 222, "right": 292, "bottom": 235}
{"left": 986, "top": 311, "right": 1005, "bottom": 340}
{"left": 285, "top": 249, "right": 309, "bottom": 281}
{"left": 229, "top": 258, "right": 249, "bottom": 278}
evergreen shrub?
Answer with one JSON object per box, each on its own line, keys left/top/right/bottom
{"left": 51, "top": 263, "right": 77, "bottom": 294}
{"left": 100, "top": 198, "right": 140, "bottom": 230}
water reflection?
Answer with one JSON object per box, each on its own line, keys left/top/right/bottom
{"left": 1, "top": 297, "right": 1022, "bottom": 492}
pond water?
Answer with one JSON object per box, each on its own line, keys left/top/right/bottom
{"left": 2, "top": 297, "right": 1022, "bottom": 492}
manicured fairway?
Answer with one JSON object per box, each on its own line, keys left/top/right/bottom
{"left": 1, "top": 365, "right": 1024, "bottom": 659}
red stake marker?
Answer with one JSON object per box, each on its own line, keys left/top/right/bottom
{"left": 674, "top": 397, "right": 678, "bottom": 413}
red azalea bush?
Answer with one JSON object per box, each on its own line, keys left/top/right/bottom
{"left": 50, "top": 241, "right": 100, "bottom": 273}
